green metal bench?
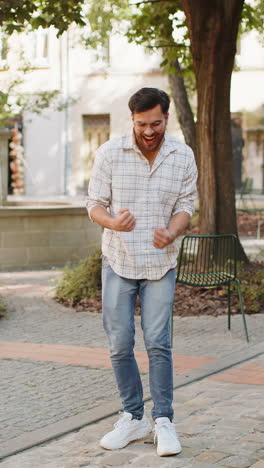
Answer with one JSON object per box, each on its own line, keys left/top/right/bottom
{"left": 171, "top": 234, "right": 249, "bottom": 344}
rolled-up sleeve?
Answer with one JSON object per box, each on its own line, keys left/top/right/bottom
{"left": 172, "top": 147, "right": 198, "bottom": 216}
{"left": 86, "top": 147, "right": 112, "bottom": 221}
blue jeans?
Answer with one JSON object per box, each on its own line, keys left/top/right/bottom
{"left": 102, "top": 265, "right": 176, "bottom": 421}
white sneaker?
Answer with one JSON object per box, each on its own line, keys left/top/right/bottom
{"left": 100, "top": 412, "right": 152, "bottom": 450}
{"left": 154, "top": 417, "right": 182, "bottom": 457}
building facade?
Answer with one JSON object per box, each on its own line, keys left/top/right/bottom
{"left": 0, "top": 26, "right": 263, "bottom": 199}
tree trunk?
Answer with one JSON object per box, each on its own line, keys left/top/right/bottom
{"left": 181, "top": 0, "right": 248, "bottom": 262}
{"left": 168, "top": 59, "right": 196, "bottom": 155}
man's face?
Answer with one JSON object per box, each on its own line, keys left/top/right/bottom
{"left": 132, "top": 104, "right": 168, "bottom": 155}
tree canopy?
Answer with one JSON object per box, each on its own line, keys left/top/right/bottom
{"left": 0, "top": 0, "right": 86, "bottom": 35}
{"left": 84, "top": 0, "right": 263, "bottom": 81}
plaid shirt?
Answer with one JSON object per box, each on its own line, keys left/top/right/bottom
{"left": 87, "top": 132, "right": 197, "bottom": 280}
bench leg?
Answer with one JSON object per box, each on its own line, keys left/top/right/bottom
{"left": 228, "top": 282, "right": 231, "bottom": 330}
{"left": 235, "top": 279, "right": 249, "bottom": 342}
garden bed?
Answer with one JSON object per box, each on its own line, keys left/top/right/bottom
{"left": 55, "top": 260, "right": 263, "bottom": 317}
{"left": 55, "top": 211, "right": 264, "bottom": 316}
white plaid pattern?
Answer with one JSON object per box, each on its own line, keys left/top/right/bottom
{"left": 86, "top": 132, "right": 197, "bottom": 280}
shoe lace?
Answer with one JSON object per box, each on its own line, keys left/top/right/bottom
{"left": 113, "top": 414, "right": 132, "bottom": 432}
{"left": 153, "top": 421, "right": 176, "bottom": 444}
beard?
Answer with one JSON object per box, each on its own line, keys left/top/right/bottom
{"left": 135, "top": 131, "right": 165, "bottom": 154}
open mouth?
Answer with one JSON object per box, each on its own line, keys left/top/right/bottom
{"left": 143, "top": 136, "right": 156, "bottom": 145}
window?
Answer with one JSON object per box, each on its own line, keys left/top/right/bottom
{"left": 82, "top": 114, "right": 110, "bottom": 181}
{"left": 101, "top": 38, "right": 110, "bottom": 66}
{"left": 25, "top": 27, "right": 49, "bottom": 68}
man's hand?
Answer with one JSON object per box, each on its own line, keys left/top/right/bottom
{"left": 112, "top": 209, "right": 136, "bottom": 232}
{"left": 153, "top": 212, "right": 191, "bottom": 249}
{"left": 153, "top": 227, "right": 174, "bottom": 249}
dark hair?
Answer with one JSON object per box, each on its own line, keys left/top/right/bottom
{"left": 128, "top": 87, "right": 170, "bottom": 114}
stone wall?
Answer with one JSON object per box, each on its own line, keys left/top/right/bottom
{"left": 0, "top": 206, "right": 101, "bottom": 270}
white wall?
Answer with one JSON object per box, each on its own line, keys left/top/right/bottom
{"left": 236, "top": 30, "right": 264, "bottom": 71}
{"left": 23, "top": 109, "right": 66, "bottom": 196}
{"left": 231, "top": 70, "right": 264, "bottom": 113}
{"left": 231, "top": 31, "right": 264, "bottom": 112}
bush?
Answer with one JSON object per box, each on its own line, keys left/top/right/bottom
{"left": 55, "top": 248, "right": 102, "bottom": 304}
{"left": 236, "top": 263, "right": 264, "bottom": 313}
{"left": 0, "top": 296, "right": 6, "bottom": 317}
{"left": 54, "top": 249, "right": 264, "bottom": 316}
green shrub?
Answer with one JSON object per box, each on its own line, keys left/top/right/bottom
{"left": 55, "top": 248, "right": 264, "bottom": 316}
{"left": 238, "top": 266, "right": 264, "bottom": 313}
{"left": 226, "top": 262, "right": 264, "bottom": 314}
{"left": 0, "top": 296, "right": 6, "bottom": 317}
{"left": 55, "top": 248, "right": 102, "bottom": 304}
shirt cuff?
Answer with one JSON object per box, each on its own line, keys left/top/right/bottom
{"left": 173, "top": 204, "right": 194, "bottom": 217}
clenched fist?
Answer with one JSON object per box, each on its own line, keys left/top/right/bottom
{"left": 153, "top": 227, "right": 174, "bottom": 249}
{"left": 112, "top": 209, "right": 136, "bottom": 232}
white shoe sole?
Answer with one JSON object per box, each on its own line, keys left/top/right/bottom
{"left": 157, "top": 447, "right": 182, "bottom": 457}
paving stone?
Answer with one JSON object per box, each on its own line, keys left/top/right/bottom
{"left": 129, "top": 455, "right": 185, "bottom": 468}
{"left": 97, "top": 451, "right": 137, "bottom": 466}
{"left": 194, "top": 451, "right": 229, "bottom": 464}
{"left": 174, "top": 422, "right": 209, "bottom": 435}
{"left": 78, "top": 465, "right": 97, "bottom": 468}
{"left": 215, "top": 443, "right": 260, "bottom": 459}
{"left": 255, "top": 448, "right": 264, "bottom": 459}
{"left": 179, "top": 446, "right": 202, "bottom": 457}
{"left": 83, "top": 448, "right": 105, "bottom": 457}
{"left": 183, "top": 461, "right": 222, "bottom": 468}
{"left": 217, "top": 455, "right": 259, "bottom": 467}
{"left": 128, "top": 454, "right": 170, "bottom": 467}
{"left": 181, "top": 414, "right": 222, "bottom": 425}
{"left": 239, "top": 432, "right": 264, "bottom": 443}
{"left": 248, "top": 462, "right": 264, "bottom": 468}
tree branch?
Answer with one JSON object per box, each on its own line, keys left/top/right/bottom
{"left": 145, "top": 43, "right": 188, "bottom": 48}
{"left": 131, "top": 0, "right": 172, "bottom": 5}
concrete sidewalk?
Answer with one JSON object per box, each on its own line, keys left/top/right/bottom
{"left": 0, "top": 269, "right": 263, "bottom": 467}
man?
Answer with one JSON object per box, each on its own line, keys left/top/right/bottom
{"left": 87, "top": 87, "right": 197, "bottom": 456}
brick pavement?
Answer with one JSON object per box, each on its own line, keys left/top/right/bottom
{"left": 0, "top": 341, "right": 215, "bottom": 371}
{"left": 0, "top": 269, "right": 263, "bottom": 467}
{"left": 0, "top": 357, "right": 263, "bottom": 468}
